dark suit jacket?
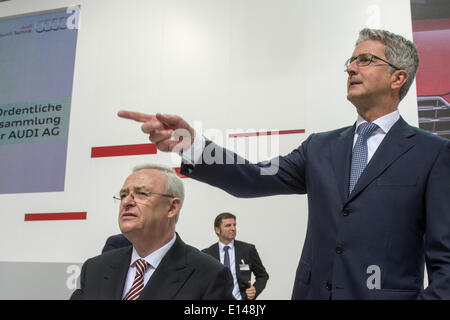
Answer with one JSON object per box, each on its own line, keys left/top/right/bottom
{"left": 71, "top": 234, "right": 235, "bottom": 300}
{"left": 202, "top": 240, "right": 269, "bottom": 299}
{"left": 181, "top": 117, "right": 450, "bottom": 300}
{"left": 102, "top": 234, "right": 131, "bottom": 253}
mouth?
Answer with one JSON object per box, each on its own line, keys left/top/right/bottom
{"left": 121, "top": 212, "right": 138, "bottom": 220}
{"left": 348, "top": 79, "right": 362, "bottom": 88}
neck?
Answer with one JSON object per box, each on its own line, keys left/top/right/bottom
{"left": 350, "top": 92, "right": 399, "bottom": 122}
{"left": 220, "top": 239, "right": 232, "bottom": 245}
{"left": 354, "top": 101, "right": 398, "bottom": 122}
{"left": 127, "top": 230, "right": 175, "bottom": 258}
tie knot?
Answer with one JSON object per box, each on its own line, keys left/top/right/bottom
{"left": 357, "top": 122, "right": 378, "bottom": 138}
{"left": 223, "top": 245, "right": 230, "bottom": 252}
{"left": 135, "top": 259, "right": 150, "bottom": 275}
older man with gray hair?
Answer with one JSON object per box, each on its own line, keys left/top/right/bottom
{"left": 71, "top": 163, "right": 234, "bottom": 300}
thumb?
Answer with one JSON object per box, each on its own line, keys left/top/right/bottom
{"left": 248, "top": 281, "right": 253, "bottom": 288}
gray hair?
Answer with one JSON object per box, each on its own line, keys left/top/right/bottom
{"left": 132, "top": 163, "right": 185, "bottom": 221}
{"left": 356, "top": 28, "right": 420, "bottom": 102}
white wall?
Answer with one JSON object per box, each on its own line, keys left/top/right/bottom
{"left": 0, "top": 0, "right": 418, "bottom": 299}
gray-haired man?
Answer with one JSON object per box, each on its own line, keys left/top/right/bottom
{"left": 71, "top": 164, "right": 234, "bottom": 300}
{"left": 118, "top": 29, "right": 450, "bottom": 300}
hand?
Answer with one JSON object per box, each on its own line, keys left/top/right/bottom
{"left": 117, "top": 111, "right": 195, "bottom": 153}
{"left": 245, "top": 281, "right": 256, "bottom": 300}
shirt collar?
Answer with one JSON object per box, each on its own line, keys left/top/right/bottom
{"left": 130, "top": 233, "right": 177, "bottom": 269}
{"left": 355, "top": 109, "right": 400, "bottom": 134}
{"left": 218, "top": 240, "right": 234, "bottom": 250}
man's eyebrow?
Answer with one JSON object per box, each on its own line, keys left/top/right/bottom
{"left": 119, "top": 186, "right": 149, "bottom": 193}
{"left": 134, "top": 185, "right": 150, "bottom": 191}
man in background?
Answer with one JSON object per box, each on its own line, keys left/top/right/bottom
{"left": 203, "top": 212, "right": 269, "bottom": 300}
{"left": 102, "top": 233, "right": 131, "bottom": 253}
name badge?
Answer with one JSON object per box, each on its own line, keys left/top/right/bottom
{"left": 239, "top": 264, "right": 250, "bottom": 271}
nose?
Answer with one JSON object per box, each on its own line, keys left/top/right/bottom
{"left": 122, "top": 193, "right": 137, "bottom": 208}
{"left": 345, "top": 60, "right": 358, "bottom": 75}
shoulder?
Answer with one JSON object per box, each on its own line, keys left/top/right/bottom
{"left": 234, "top": 240, "right": 258, "bottom": 254}
{"left": 102, "top": 234, "right": 132, "bottom": 253}
{"left": 234, "top": 240, "right": 254, "bottom": 248}
{"left": 202, "top": 242, "right": 218, "bottom": 253}
{"left": 409, "top": 124, "right": 449, "bottom": 146}
{"left": 183, "top": 242, "right": 226, "bottom": 271}
{"left": 309, "top": 125, "right": 353, "bottom": 141}
{"left": 293, "top": 125, "right": 353, "bottom": 154}
{"left": 105, "top": 234, "right": 131, "bottom": 246}
{"left": 81, "top": 246, "right": 131, "bottom": 272}
{"left": 401, "top": 121, "right": 450, "bottom": 160}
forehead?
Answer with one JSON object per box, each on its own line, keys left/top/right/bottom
{"left": 353, "top": 39, "right": 387, "bottom": 57}
{"left": 121, "top": 169, "right": 166, "bottom": 190}
{"left": 220, "top": 218, "right": 236, "bottom": 226}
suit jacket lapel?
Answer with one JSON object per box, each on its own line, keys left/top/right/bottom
{"left": 331, "top": 125, "right": 355, "bottom": 203}
{"left": 211, "top": 243, "right": 220, "bottom": 260}
{"left": 347, "top": 117, "right": 415, "bottom": 202}
{"left": 100, "top": 247, "right": 132, "bottom": 300}
{"left": 139, "top": 234, "right": 194, "bottom": 300}
{"left": 234, "top": 241, "right": 241, "bottom": 271}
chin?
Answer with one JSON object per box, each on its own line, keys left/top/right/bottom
{"left": 119, "top": 222, "right": 136, "bottom": 234}
{"left": 347, "top": 92, "right": 363, "bottom": 105}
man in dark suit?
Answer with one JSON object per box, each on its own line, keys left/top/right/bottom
{"left": 102, "top": 234, "right": 131, "bottom": 253}
{"left": 118, "top": 28, "right": 450, "bottom": 299}
{"left": 202, "top": 212, "right": 269, "bottom": 300}
{"left": 71, "top": 164, "right": 234, "bottom": 300}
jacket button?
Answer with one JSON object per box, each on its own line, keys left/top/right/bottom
{"left": 342, "top": 208, "right": 350, "bottom": 216}
{"left": 326, "top": 282, "right": 332, "bottom": 290}
{"left": 336, "top": 246, "right": 344, "bottom": 254}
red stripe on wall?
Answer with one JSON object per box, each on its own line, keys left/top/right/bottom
{"left": 91, "top": 143, "right": 157, "bottom": 158}
{"left": 24, "top": 212, "right": 87, "bottom": 221}
{"left": 174, "top": 167, "right": 188, "bottom": 178}
{"left": 229, "top": 129, "right": 305, "bottom": 138}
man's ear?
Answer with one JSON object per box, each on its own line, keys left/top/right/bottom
{"left": 391, "top": 69, "right": 408, "bottom": 91}
{"left": 214, "top": 227, "right": 220, "bottom": 236}
{"left": 167, "top": 197, "right": 181, "bottom": 220}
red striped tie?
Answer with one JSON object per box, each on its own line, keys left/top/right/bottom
{"left": 124, "top": 259, "right": 150, "bottom": 300}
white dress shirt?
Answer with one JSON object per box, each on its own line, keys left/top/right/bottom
{"left": 218, "top": 240, "right": 242, "bottom": 300}
{"left": 353, "top": 110, "right": 400, "bottom": 163}
{"left": 181, "top": 130, "right": 206, "bottom": 164}
{"left": 122, "top": 234, "right": 176, "bottom": 299}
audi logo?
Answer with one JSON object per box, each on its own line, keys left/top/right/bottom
{"left": 34, "top": 17, "right": 68, "bottom": 33}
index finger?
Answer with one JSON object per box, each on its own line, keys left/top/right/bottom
{"left": 117, "top": 110, "right": 156, "bottom": 123}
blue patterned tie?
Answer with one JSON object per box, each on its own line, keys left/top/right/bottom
{"left": 223, "top": 246, "right": 231, "bottom": 269}
{"left": 349, "top": 122, "right": 379, "bottom": 194}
